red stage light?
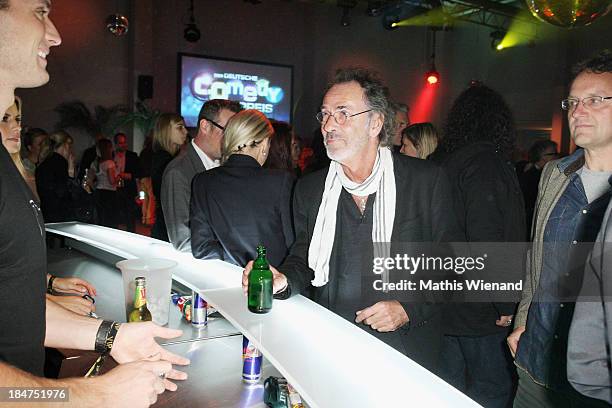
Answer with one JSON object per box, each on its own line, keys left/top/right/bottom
{"left": 425, "top": 71, "right": 439, "bottom": 85}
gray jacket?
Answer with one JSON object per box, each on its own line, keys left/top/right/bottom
{"left": 515, "top": 151, "right": 585, "bottom": 327}
{"left": 161, "top": 143, "right": 206, "bottom": 252}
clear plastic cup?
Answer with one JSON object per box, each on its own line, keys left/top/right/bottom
{"left": 116, "top": 258, "right": 177, "bottom": 325}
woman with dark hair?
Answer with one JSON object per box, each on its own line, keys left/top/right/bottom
{"left": 434, "top": 84, "right": 525, "bottom": 408}
{"left": 190, "top": 110, "right": 294, "bottom": 267}
{"left": 151, "top": 113, "right": 187, "bottom": 240}
{"left": 265, "top": 120, "right": 297, "bottom": 174}
{"left": 89, "top": 138, "right": 118, "bottom": 228}
{"left": 35, "top": 130, "right": 77, "bottom": 222}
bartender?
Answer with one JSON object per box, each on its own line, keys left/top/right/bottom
{"left": 0, "top": 1, "right": 189, "bottom": 406}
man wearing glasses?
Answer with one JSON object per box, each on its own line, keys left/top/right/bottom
{"left": 242, "top": 68, "right": 460, "bottom": 372}
{"left": 508, "top": 50, "right": 612, "bottom": 407}
{"left": 161, "top": 99, "right": 241, "bottom": 252}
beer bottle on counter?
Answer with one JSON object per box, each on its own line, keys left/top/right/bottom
{"left": 248, "top": 245, "right": 273, "bottom": 314}
{"left": 129, "top": 276, "right": 152, "bottom": 322}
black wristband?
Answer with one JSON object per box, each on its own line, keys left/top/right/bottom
{"left": 47, "top": 275, "right": 57, "bottom": 294}
{"left": 94, "top": 320, "right": 121, "bottom": 354}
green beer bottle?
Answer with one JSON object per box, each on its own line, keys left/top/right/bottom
{"left": 248, "top": 245, "right": 273, "bottom": 314}
{"left": 128, "top": 276, "right": 152, "bottom": 322}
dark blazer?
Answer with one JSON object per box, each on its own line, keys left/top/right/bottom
{"left": 277, "top": 153, "right": 462, "bottom": 371}
{"left": 190, "top": 154, "right": 295, "bottom": 267}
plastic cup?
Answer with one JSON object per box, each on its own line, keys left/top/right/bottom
{"left": 116, "top": 258, "right": 177, "bottom": 325}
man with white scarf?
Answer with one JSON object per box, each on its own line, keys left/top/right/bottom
{"left": 243, "top": 68, "right": 460, "bottom": 371}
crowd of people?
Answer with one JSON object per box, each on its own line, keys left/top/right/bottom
{"left": 1, "top": 1, "right": 611, "bottom": 408}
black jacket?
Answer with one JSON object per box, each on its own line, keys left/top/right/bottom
{"left": 277, "top": 154, "right": 462, "bottom": 371}
{"left": 190, "top": 154, "right": 295, "bottom": 267}
{"left": 434, "top": 142, "right": 526, "bottom": 336}
{"left": 36, "top": 152, "right": 75, "bottom": 222}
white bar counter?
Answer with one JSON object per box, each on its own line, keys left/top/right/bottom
{"left": 46, "top": 222, "right": 480, "bottom": 408}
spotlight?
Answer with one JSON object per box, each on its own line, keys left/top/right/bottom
{"left": 490, "top": 30, "right": 505, "bottom": 51}
{"left": 383, "top": 14, "right": 400, "bottom": 30}
{"left": 184, "top": 24, "right": 201, "bottom": 42}
{"left": 424, "top": 29, "right": 440, "bottom": 85}
{"left": 425, "top": 69, "right": 440, "bottom": 85}
{"left": 341, "top": 7, "right": 351, "bottom": 27}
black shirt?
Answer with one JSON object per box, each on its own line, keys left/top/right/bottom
{"left": 315, "top": 189, "right": 405, "bottom": 351}
{"left": 0, "top": 145, "right": 47, "bottom": 375}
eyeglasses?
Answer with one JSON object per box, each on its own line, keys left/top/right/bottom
{"left": 561, "top": 96, "right": 612, "bottom": 111}
{"left": 207, "top": 118, "right": 225, "bottom": 131}
{"left": 315, "top": 109, "right": 372, "bottom": 125}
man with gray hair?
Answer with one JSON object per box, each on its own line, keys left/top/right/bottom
{"left": 242, "top": 68, "right": 460, "bottom": 371}
{"left": 392, "top": 102, "right": 410, "bottom": 151}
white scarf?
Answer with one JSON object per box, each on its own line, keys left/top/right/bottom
{"left": 308, "top": 147, "right": 396, "bottom": 286}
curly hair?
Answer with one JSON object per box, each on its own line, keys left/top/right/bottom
{"left": 441, "top": 84, "right": 516, "bottom": 157}
{"left": 571, "top": 49, "right": 612, "bottom": 81}
{"left": 326, "top": 67, "right": 395, "bottom": 147}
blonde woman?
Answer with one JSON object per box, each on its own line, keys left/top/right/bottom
{"left": 151, "top": 113, "right": 187, "bottom": 240}
{"left": 400, "top": 122, "right": 439, "bottom": 159}
{"left": 35, "top": 130, "right": 76, "bottom": 222}
{"left": 0, "top": 97, "right": 39, "bottom": 199}
{"left": 190, "top": 109, "right": 294, "bottom": 266}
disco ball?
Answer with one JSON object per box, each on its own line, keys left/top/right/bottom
{"left": 106, "top": 14, "right": 129, "bottom": 36}
{"left": 525, "top": 0, "right": 612, "bottom": 27}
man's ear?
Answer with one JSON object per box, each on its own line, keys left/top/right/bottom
{"left": 369, "top": 112, "right": 384, "bottom": 139}
{"left": 198, "top": 118, "right": 209, "bottom": 135}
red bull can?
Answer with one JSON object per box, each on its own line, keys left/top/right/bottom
{"left": 242, "top": 336, "right": 262, "bottom": 383}
{"left": 192, "top": 291, "right": 208, "bottom": 328}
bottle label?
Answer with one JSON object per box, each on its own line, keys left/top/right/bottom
{"left": 134, "top": 286, "right": 147, "bottom": 308}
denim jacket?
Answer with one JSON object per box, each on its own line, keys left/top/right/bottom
{"left": 515, "top": 149, "right": 612, "bottom": 389}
